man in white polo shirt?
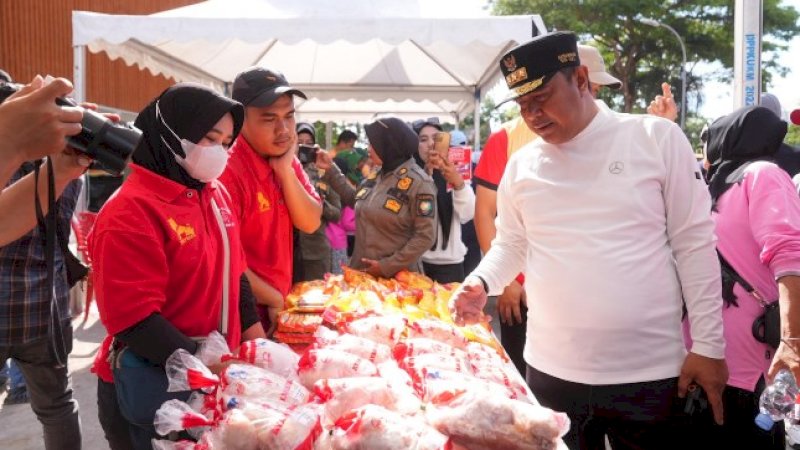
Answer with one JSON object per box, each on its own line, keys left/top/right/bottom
{"left": 451, "top": 31, "right": 727, "bottom": 449}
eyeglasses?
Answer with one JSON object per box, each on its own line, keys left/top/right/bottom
{"left": 412, "top": 117, "right": 440, "bottom": 132}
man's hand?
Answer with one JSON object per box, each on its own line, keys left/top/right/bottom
{"left": 449, "top": 276, "right": 489, "bottom": 326}
{"left": 266, "top": 306, "right": 280, "bottom": 337}
{"left": 678, "top": 352, "right": 728, "bottom": 425}
{"left": 315, "top": 148, "right": 334, "bottom": 171}
{"left": 269, "top": 136, "right": 298, "bottom": 176}
{"left": 647, "top": 82, "right": 678, "bottom": 122}
{"left": 768, "top": 340, "right": 800, "bottom": 385}
{"left": 361, "top": 258, "right": 383, "bottom": 278}
{"left": 51, "top": 148, "right": 91, "bottom": 186}
{"left": 497, "top": 279, "right": 526, "bottom": 325}
{"left": 0, "top": 76, "right": 83, "bottom": 163}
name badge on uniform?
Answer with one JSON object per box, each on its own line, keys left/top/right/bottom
{"left": 396, "top": 177, "right": 413, "bottom": 191}
{"left": 383, "top": 198, "right": 402, "bottom": 214}
{"left": 416, "top": 194, "right": 435, "bottom": 218}
{"left": 355, "top": 187, "right": 371, "bottom": 200}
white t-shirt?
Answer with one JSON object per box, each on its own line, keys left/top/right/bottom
{"left": 473, "top": 103, "right": 724, "bottom": 385}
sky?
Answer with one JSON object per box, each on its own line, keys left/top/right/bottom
{"left": 700, "top": 0, "right": 800, "bottom": 120}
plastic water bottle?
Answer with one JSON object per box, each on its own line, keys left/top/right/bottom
{"left": 755, "top": 369, "right": 800, "bottom": 431}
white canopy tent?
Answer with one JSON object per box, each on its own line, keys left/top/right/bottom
{"left": 71, "top": 0, "right": 544, "bottom": 145}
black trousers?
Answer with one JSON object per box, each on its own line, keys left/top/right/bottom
{"left": 501, "top": 303, "right": 528, "bottom": 376}
{"left": 526, "top": 365, "right": 712, "bottom": 450}
{"left": 97, "top": 379, "right": 134, "bottom": 450}
{"left": 707, "top": 380, "right": 784, "bottom": 449}
{"left": 422, "top": 262, "right": 465, "bottom": 284}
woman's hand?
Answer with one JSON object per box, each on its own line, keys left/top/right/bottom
{"left": 428, "top": 150, "right": 464, "bottom": 189}
{"left": 361, "top": 258, "right": 383, "bottom": 278}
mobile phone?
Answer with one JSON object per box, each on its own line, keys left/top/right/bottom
{"left": 298, "top": 144, "right": 318, "bottom": 165}
{"left": 433, "top": 132, "right": 451, "bottom": 158}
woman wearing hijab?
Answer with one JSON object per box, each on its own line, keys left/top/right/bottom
{"left": 700, "top": 105, "right": 800, "bottom": 449}
{"left": 413, "top": 120, "right": 475, "bottom": 283}
{"left": 90, "top": 83, "right": 263, "bottom": 449}
{"left": 318, "top": 117, "right": 437, "bottom": 277}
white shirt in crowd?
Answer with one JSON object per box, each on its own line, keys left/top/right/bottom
{"left": 421, "top": 184, "right": 475, "bottom": 265}
{"left": 472, "top": 103, "right": 724, "bottom": 385}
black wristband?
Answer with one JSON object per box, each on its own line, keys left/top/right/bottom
{"left": 475, "top": 275, "right": 489, "bottom": 293}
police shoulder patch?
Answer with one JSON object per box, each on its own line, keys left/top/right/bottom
{"left": 355, "top": 187, "right": 371, "bottom": 200}
{"left": 383, "top": 198, "right": 402, "bottom": 214}
{"left": 416, "top": 194, "right": 435, "bottom": 218}
{"left": 396, "top": 177, "right": 413, "bottom": 191}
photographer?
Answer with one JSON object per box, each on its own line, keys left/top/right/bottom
{"left": 0, "top": 75, "right": 86, "bottom": 245}
{"left": 292, "top": 122, "right": 341, "bottom": 282}
{"left": 0, "top": 73, "right": 89, "bottom": 450}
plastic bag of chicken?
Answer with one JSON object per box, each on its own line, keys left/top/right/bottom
{"left": 330, "top": 405, "right": 451, "bottom": 450}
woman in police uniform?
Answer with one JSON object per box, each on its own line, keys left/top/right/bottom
{"left": 320, "top": 117, "right": 436, "bottom": 278}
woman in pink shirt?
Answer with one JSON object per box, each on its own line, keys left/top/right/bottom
{"left": 704, "top": 105, "right": 800, "bottom": 448}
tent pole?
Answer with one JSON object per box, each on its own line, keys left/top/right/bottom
{"left": 72, "top": 45, "right": 86, "bottom": 103}
{"left": 473, "top": 88, "right": 481, "bottom": 152}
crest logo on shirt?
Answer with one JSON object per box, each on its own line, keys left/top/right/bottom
{"left": 416, "top": 194, "right": 435, "bottom": 218}
{"left": 257, "top": 192, "right": 271, "bottom": 212}
{"left": 608, "top": 161, "right": 624, "bottom": 175}
{"left": 167, "top": 218, "right": 197, "bottom": 245}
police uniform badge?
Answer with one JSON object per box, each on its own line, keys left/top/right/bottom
{"left": 396, "top": 177, "right": 413, "bottom": 191}
{"left": 398, "top": 168, "right": 408, "bottom": 176}
{"left": 316, "top": 181, "right": 329, "bottom": 193}
{"left": 355, "top": 187, "right": 370, "bottom": 200}
{"left": 416, "top": 194, "right": 434, "bottom": 218}
{"left": 383, "top": 198, "right": 402, "bottom": 214}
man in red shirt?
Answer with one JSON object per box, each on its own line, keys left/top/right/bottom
{"left": 220, "top": 67, "right": 322, "bottom": 332}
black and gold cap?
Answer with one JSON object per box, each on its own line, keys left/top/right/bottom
{"left": 499, "top": 31, "right": 580, "bottom": 104}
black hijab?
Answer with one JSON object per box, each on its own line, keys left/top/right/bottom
{"left": 706, "top": 105, "right": 787, "bottom": 207}
{"left": 132, "top": 82, "right": 244, "bottom": 190}
{"left": 413, "top": 124, "right": 454, "bottom": 251}
{"left": 364, "top": 117, "right": 418, "bottom": 173}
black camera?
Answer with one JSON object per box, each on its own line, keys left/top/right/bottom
{"left": 55, "top": 96, "right": 139, "bottom": 176}
{"left": 298, "top": 144, "right": 319, "bottom": 165}
{"left": 0, "top": 81, "right": 140, "bottom": 176}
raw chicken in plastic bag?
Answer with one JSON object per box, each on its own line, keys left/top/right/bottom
{"left": 330, "top": 405, "right": 451, "bottom": 450}
{"left": 221, "top": 364, "right": 311, "bottom": 407}
{"left": 313, "top": 376, "right": 422, "bottom": 424}
{"left": 472, "top": 364, "right": 529, "bottom": 400}
{"left": 402, "top": 352, "right": 472, "bottom": 392}
{"left": 426, "top": 388, "right": 570, "bottom": 450}
{"left": 199, "top": 402, "right": 322, "bottom": 450}
{"left": 226, "top": 338, "right": 300, "bottom": 380}
{"left": 407, "top": 319, "right": 468, "bottom": 349}
{"left": 154, "top": 399, "right": 215, "bottom": 437}
{"left": 393, "top": 337, "right": 468, "bottom": 361}
{"left": 196, "top": 331, "right": 232, "bottom": 367}
{"left": 151, "top": 439, "right": 207, "bottom": 450}
{"left": 419, "top": 369, "right": 518, "bottom": 402}
{"left": 313, "top": 327, "right": 392, "bottom": 363}
{"left": 166, "top": 349, "right": 220, "bottom": 393}
{"left": 297, "top": 348, "right": 378, "bottom": 389}
{"left": 341, "top": 315, "right": 406, "bottom": 347}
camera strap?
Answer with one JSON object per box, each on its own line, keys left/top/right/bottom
{"left": 717, "top": 250, "right": 769, "bottom": 306}
{"left": 33, "top": 158, "right": 68, "bottom": 368}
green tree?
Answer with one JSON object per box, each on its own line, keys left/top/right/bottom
{"left": 491, "top": 0, "right": 799, "bottom": 118}
{"left": 787, "top": 124, "right": 800, "bottom": 146}
{"left": 459, "top": 96, "right": 504, "bottom": 146}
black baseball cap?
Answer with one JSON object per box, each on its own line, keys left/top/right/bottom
{"left": 499, "top": 31, "right": 580, "bottom": 104}
{"left": 232, "top": 67, "right": 307, "bottom": 107}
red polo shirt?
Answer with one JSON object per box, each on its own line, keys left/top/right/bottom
{"left": 219, "top": 137, "right": 320, "bottom": 300}
{"left": 90, "top": 164, "right": 244, "bottom": 382}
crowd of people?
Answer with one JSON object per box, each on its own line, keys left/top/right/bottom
{"left": 1, "top": 29, "right": 800, "bottom": 450}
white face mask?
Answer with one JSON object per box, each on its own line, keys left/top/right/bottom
{"left": 156, "top": 101, "right": 230, "bottom": 182}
